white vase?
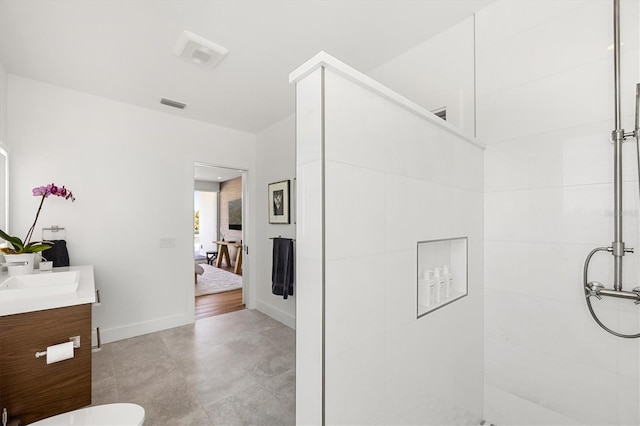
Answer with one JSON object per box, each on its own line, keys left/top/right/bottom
{"left": 3, "top": 253, "right": 36, "bottom": 276}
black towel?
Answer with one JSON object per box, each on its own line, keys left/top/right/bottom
{"left": 272, "top": 238, "right": 294, "bottom": 299}
{"left": 42, "top": 240, "right": 70, "bottom": 267}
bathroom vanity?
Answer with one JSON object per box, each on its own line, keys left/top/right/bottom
{"left": 0, "top": 265, "right": 95, "bottom": 424}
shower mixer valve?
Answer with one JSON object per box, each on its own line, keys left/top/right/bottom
{"left": 585, "top": 282, "right": 605, "bottom": 300}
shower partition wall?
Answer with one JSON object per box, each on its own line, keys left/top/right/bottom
{"left": 292, "top": 52, "right": 484, "bottom": 425}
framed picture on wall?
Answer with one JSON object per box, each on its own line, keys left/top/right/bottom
{"left": 268, "top": 180, "right": 290, "bottom": 224}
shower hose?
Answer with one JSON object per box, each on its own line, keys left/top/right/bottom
{"left": 583, "top": 246, "right": 640, "bottom": 338}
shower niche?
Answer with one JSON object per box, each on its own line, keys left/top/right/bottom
{"left": 417, "top": 237, "right": 468, "bottom": 317}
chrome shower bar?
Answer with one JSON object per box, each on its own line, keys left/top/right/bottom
{"left": 583, "top": 0, "right": 640, "bottom": 338}
{"left": 611, "top": 0, "right": 625, "bottom": 291}
{"left": 613, "top": 0, "right": 622, "bottom": 132}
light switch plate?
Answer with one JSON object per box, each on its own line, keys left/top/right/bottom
{"left": 159, "top": 237, "right": 176, "bottom": 248}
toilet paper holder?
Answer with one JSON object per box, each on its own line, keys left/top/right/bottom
{"left": 35, "top": 336, "right": 80, "bottom": 359}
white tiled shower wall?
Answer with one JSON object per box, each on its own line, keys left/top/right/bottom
{"left": 479, "top": 1, "right": 640, "bottom": 425}
{"left": 323, "top": 67, "right": 484, "bottom": 425}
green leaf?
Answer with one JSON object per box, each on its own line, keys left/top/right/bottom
{"left": 0, "top": 229, "right": 24, "bottom": 251}
{"left": 24, "top": 242, "right": 51, "bottom": 253}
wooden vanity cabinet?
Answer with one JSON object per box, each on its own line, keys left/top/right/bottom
{"left": 0, "top": 303, "right": 92, "bottom": 424}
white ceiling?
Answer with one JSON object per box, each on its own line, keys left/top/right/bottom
{"left": 194, "top": 163, "right": 243, "bottom": 183}
{"left": 0, "top": 0, "right": 491, "bottom": 134}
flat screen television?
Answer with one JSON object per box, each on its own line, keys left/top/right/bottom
{"left": 228, "top": 199, "right": 242, "bottom": 230}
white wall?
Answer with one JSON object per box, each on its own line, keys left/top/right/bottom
{"left": 0, "top": 64, "right": 7, "bottom": 232}
{"left": 7, "top": 75, "right": 256, "bottom": 343}
{"left": 293, "top": 54, "right": 484, "bottom": 425}
{"left": 194, "top": 180, "right": 219, "bottom": 256}
{"left": 0, "top": 62, "right": 6, "bottom": 143}
{"left": 479, "top": 1, "right": 640, "bottom": 425}
{"left": 196, "top": 190, "right": 217, "bottom": 256}
{"left": 368, "top": 16, "right": 476, "bottom": 139}
{"left": 255, "top": 114, "right": 296, "bottom": 328}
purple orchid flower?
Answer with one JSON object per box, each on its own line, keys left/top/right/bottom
{"left": 21, "top": 183, "right": 75, "bottom": 249}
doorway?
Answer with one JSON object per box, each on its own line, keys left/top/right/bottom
{"left": 194, "top": 163, "right": 247, "bottom": 320}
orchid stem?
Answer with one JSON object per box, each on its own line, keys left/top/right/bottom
{"left": 23, "top": 195, "right": 45, "bottom": 245}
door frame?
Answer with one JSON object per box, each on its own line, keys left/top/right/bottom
{"left": 193, "top": 162, "right": 250, "bottom": 308}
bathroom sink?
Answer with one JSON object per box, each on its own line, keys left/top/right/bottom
{"left": 0, "top": 271, "right": 80, "bottom": 300}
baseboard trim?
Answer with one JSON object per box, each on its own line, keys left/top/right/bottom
{"left": 97, "top": 312, "right": 193, "bottom": 344}
{"left": 256, "top": 299, "right": 296, "bottom": 329}
{"left": 97, "top": 301, "right": 295, "bottom": 343}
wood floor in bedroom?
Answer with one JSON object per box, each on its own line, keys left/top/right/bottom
{"left": 195, "top": 261, "right": 244, "bottom": 320}
{"left": 195, "top": 288, "right": 244, "bottom": 320}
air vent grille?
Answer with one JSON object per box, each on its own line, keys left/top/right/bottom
{"left": 160, "top": 98, "right": 187, "bottom": 110}
{"left": 432, "top": 107, "right": 447, "bottom": 121}
{"left": 173, "top": 31, "right": 228, "bottom": 68}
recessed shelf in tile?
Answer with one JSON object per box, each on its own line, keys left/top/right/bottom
{"left": 417, "top": 237, "right": 468, "bottom": 318}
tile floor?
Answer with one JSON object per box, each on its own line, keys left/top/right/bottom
{"left": 92, "top": 309, "right": 295, "bottom": 425}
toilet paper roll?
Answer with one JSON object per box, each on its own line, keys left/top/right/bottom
{"left": 46, "top": 341, "right": 75, "bottom": 364}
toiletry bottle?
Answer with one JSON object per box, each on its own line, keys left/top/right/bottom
{"left": 443, "top": 265, "right": 453, "bottom": 299}
{"left": 433, "top": 268, "right": 443, "bottom": 304}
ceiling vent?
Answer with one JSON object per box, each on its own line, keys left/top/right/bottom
{"left": 160, "top": 98, "right": 187, "bottom": 109}
{"left": 432, "top": 107, "right": 447, "bottom": 121}
{"left": 173, "top": 31, "right": 228, "bottom": 68}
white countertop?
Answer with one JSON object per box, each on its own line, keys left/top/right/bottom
{"left": 0, "top": 265, "right": 96, "bottom": 316}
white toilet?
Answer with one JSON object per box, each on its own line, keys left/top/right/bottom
{"left": 30, "top": 403, "right": 144, "bottom": 425}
